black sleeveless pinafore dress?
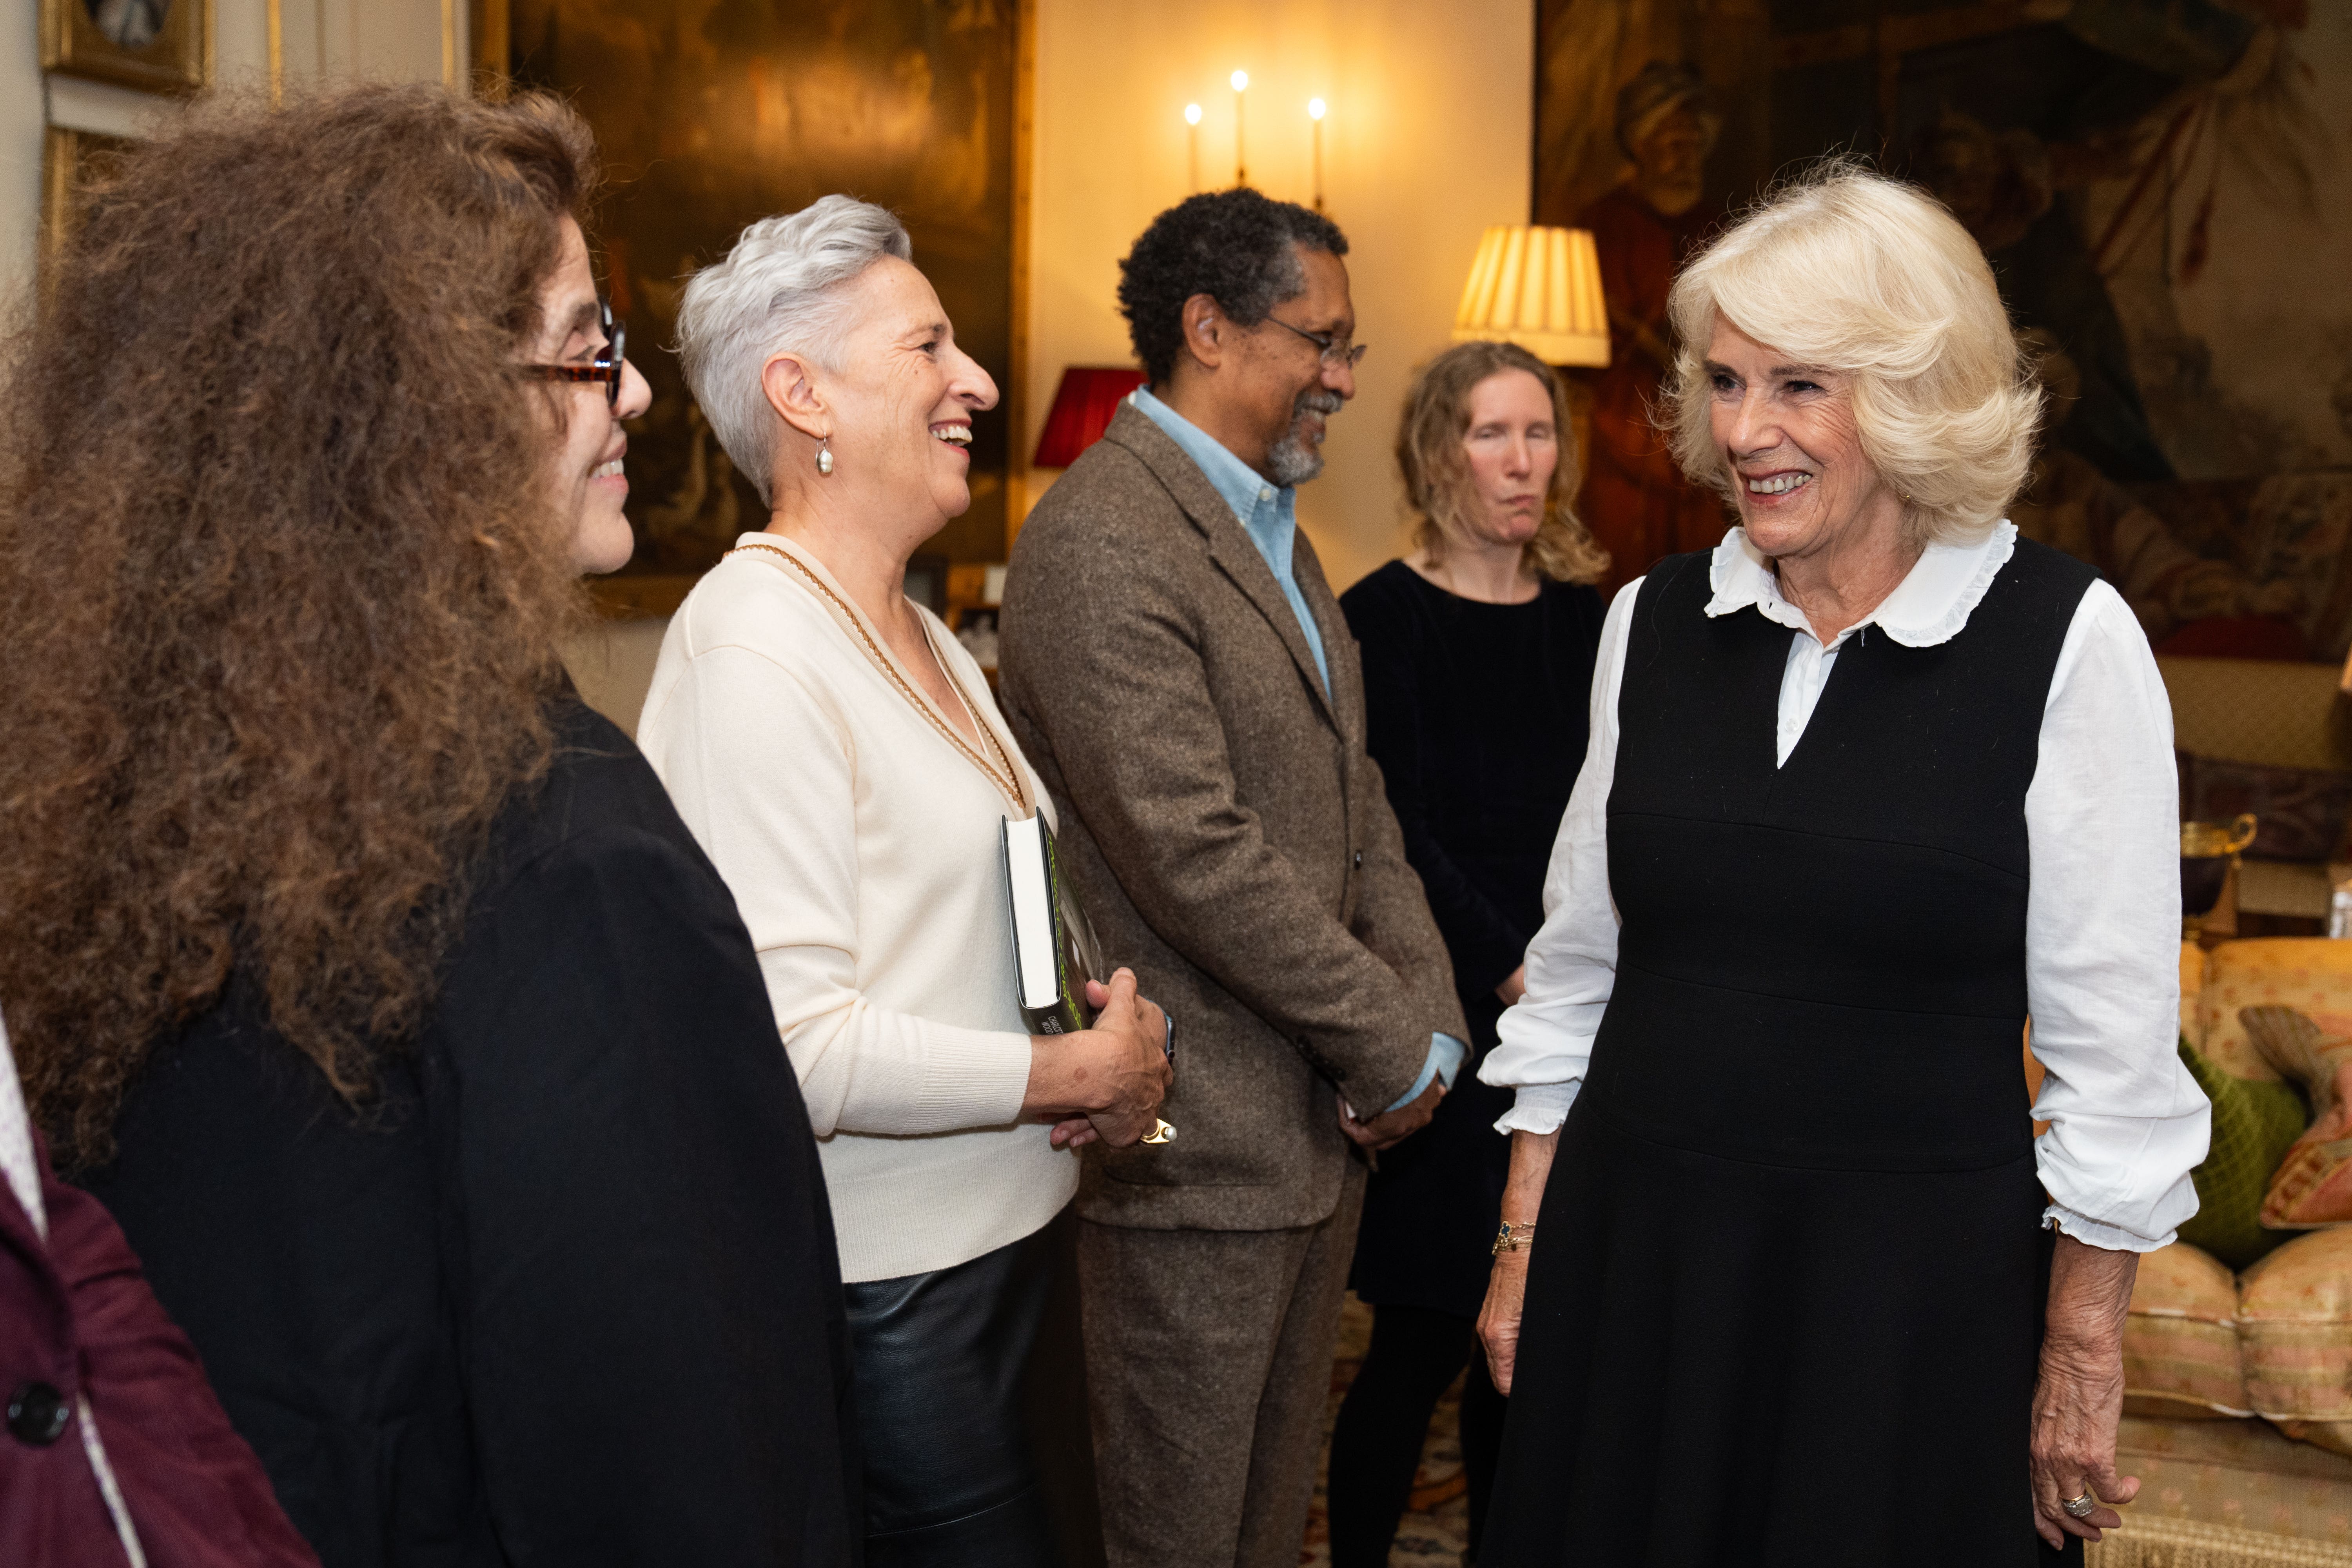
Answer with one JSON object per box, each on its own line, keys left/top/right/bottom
{"left": 1481, "top": 539, "right": 2095, "bottom": 1567}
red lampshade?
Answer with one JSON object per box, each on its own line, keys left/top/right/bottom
{"left": 1032, "top": 366, "right": 1149, "bottom": 468}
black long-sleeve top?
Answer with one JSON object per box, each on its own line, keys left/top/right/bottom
{"left": 81, "top": 696, "right": 860, "bottom": 1567}
{"left": 1339, "top": 561, "right": 1604, "bottom": 1029}
{"left": 1337, "top": 561, "right": 1604, "bottom": 1316}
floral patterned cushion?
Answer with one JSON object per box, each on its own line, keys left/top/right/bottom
{"left": 2268, "top": 1134, "right": 2352, "bottom": 1233}
{"left": 2124, "top": 1242, "right": 2250, "bottom": 1419}
{"left": 2198, "top": 941, "right": 2352, "bottom": 1084}
{"left": 2240, "top": 1229, "right": 2352, "bottom": 1457}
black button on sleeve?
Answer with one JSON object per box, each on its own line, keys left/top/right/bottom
{"left": 7, "top": 1381, "right": 70, "bottom": 1445}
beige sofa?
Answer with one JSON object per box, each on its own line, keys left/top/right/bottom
{"left": 2094, "top": 944, "right": 2352, "bottom": 1567}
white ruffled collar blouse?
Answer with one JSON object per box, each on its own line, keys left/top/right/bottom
{"left": 1479, "top": 523, "right": 2211, "bottom": 1254}
{"left": 1706, "top": 519, "right": 2017, "bottom": 649}
{"left": 1705, "top": 521, "right": 2023, "bottom": 769}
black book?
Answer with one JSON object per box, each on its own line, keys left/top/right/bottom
{"left": 1002, "top": 813, "right": 1107, "bottom": 1036}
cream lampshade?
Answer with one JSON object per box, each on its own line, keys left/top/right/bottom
{"left": 1451, "top": 224, "right": 1609, "bottom": 368}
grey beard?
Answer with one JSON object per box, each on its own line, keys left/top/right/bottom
{"left": 1265, "top": 434, "right": 1325, "bottom": 488}
{"left": 1266, "top": 392, "right": 1343, "bottom": 488}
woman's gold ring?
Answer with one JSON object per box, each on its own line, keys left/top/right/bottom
{"left": 2062, "top": 1491, "right": 2098, "bottom": 1520}
{"left": 1141, "top": 1120, "right": 1176, "bottom": 1145}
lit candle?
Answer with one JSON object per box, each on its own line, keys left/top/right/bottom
{"left": 1231, "top": 70, "right": 1249, "bottom": 188}
{"left": 1185, "top": 103, "right": 1202, "bottom": 195}
{"left": 1308, "top": 98, "right": 1326, "bottom": 212}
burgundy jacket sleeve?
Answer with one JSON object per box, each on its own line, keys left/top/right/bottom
{"left": 0, "top": 1142, "right": 122, "bottom": 1567}
{"left": 0, "top": 1131, "right": 318, "bottom": 1568}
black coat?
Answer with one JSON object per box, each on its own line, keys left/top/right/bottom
{"left": 81, "top": 697, "right": 860, "bottom": 1567}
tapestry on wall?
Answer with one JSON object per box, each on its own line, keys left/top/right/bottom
{"left": 1537, "top": 0, "right": 2352, "bottom": 661}
{"left": 509, "top": 0, "right": 1020, "bottom": 592}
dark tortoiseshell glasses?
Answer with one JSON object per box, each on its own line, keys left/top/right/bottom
{"left": 526, "top": 300, "right": 628, "bottom": 408}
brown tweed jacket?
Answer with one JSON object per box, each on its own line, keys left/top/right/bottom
{"left": 998, "top": 402, "right": 1466, "bottom": 1232}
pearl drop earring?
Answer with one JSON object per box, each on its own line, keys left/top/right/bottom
{"left": 817, "top": 435, "right": 834, "bottom": 476}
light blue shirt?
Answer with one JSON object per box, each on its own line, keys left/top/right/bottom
{"left": 1129, "top": 387, "right": 1463, "bottom": 1111}
{"left": 1131, "top": 387, "right": 1330, "bottom": 688}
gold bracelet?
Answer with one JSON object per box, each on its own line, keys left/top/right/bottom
{"left": 1492, "top": 1220, "right": 1537, "bottom": 1256}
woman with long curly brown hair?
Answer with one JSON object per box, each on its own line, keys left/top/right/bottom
{"left": 0, "top": 83, "right": 857, "bottom": 1564}
{"left": 1327, "top": 340, "right": 1609, "bottom": 1568}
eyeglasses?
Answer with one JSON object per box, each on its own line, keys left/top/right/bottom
{"left": 1265, "top": 313, "right": 1368, "bottom": 369}
{"left": 526, "top": 300, "right": 628, "bottom": 409}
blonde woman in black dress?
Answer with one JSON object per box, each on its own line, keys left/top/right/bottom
{"left": 1475, "top": 165, "right": 2207, "bottom": 1564}
{"left": 1330, "top": 341, "right": 1608, "bottom": 1567}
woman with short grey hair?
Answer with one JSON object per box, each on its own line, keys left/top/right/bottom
{"left": 1473, "top": 164, "right": 2208, "bottom": 1564}
{"left": 640, "top": 195, "right": 1172, "bottom": 1565}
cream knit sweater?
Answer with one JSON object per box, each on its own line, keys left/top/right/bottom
{"left": 635, "top": 533, "right": 1075, "bottom": 1283}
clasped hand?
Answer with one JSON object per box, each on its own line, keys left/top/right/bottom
{"left": 1338, "top": 1073, "right": 1443, "bottom": 1152}
{"left": 1022, "top": 967, "right": 1172, "bottom": 1150}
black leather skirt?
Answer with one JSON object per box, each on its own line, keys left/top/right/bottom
{"left": 844, "top": 1207, "right": 1101, "bottom": 1568}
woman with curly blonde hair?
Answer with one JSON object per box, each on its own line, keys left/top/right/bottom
{"left": 0, "top": 83, "right": 855, "bottom": 1563}
{"left": 1474, "top": 163, "right": 2205, "bottom": 1565}
{"left": 1329, "top": 340, "right": 1609, "bottom": 1567}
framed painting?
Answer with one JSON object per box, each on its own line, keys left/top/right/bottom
{"left": 503, "top": 0, "right": 1031, "bottom": 615}
{"left": 42, "top": 0, "right": 212, "bottom": 94}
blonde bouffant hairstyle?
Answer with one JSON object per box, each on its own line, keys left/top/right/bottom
{"left": 1398, "top": 340, "right": 1609, "bottom": 584}
{"left": 1664, "top": 162, "right": 2042, "bottom": 546}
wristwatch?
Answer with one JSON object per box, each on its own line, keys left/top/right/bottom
{"left": 1492, "top": 1220, "right": 1537, "bottom": 1256}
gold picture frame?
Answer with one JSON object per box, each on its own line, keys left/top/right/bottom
{"left": 42, "top": 0, "right": 212, "bottom": 95}
{"left": 40, "top": 126, "right": 134, "bottom": 294}
{"left": 470, "top": 0, "right": 510, "bottom": 98}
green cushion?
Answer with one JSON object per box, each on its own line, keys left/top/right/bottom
{"left": 2175, "top": 1036, "right": 2308, "bottom": 1270}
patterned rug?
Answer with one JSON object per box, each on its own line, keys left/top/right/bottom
{"left": 1301, "top": 1294, "right": 1473, "bottom": 1566}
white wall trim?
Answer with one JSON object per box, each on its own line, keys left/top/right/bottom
{"left": 45, "top": 74, "right": 177, "bottom": 139}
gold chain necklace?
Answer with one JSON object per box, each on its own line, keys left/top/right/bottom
{"left": 942, "top": 648, "right": 1021, "bottom": 789}
{"left": 729, "top": 540, "right": 1028, "bottom": 810}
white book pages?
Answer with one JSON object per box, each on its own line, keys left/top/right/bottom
{"left": 1003, "top": 814, "right": 1061, "bottom": 1011}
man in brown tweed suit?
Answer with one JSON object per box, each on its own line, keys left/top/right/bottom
{"left": 998, "top": 190, "right": 1467, "bottom": 1568}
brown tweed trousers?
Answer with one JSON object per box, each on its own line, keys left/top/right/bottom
{"left": 998, "top": 402, "right": 1465, "bottom": 1567}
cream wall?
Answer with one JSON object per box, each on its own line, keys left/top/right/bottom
{"left": 0, "top": 8, "right": 38, "bottom": 291}
{"left": 0, "top": 0, "right": 450, "bottom": 295}
{"left": 1025, "top": 0, "right": 1534, "bottom": 593}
